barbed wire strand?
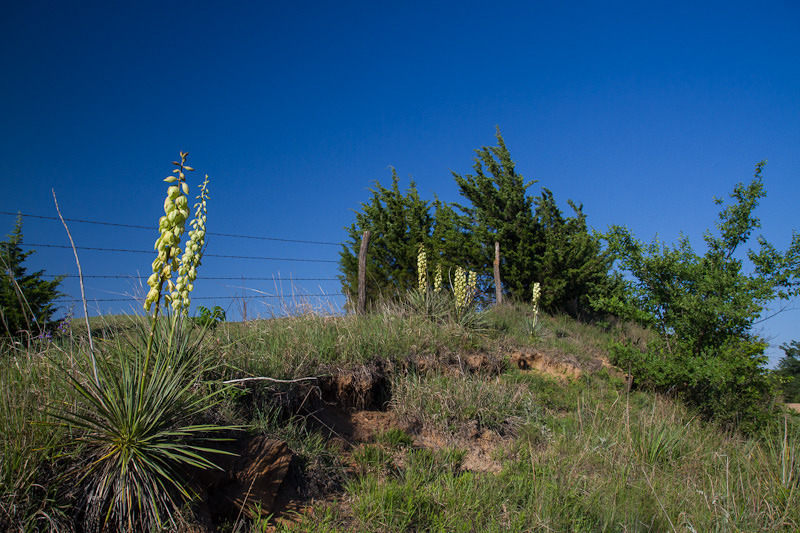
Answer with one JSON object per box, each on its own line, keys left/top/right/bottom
{"left": 0, "top": 210, "right": 341, "bottom": 246}
{"left": 54, "top": 293, "right": 345, "bottom": 303}
{"left": 21, "top": 243, "right": 338, "bottom": 263}
{"left": 42, "top": 274, "right": 338, "bottom": 280}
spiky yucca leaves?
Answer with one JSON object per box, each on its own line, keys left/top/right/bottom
{"left": 53, "top": 319, "right": 236, "bottom": 531}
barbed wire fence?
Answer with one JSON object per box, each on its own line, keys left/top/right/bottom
{"left": 1, "top": 210, "right": 349, "bottom": 320}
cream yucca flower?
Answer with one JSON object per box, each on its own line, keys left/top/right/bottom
{"left": 468, "top": 270, "right": 477, "bottom": 300}
{"left": 532, "top": 281, "right": 541, "bottom": 327}
{"left": 172, "top": 174, "right": 210, "bottom": 315}
{"left": 454, "top": 266, "right": 467, "bottom": 310}
{"left": 434, "top": 263, "right": 443, "bottom": 294}
{"left": 144, "top": 152, "right": 209, "bottom": 317}
{"left": 417, "top": 243, "right": 427, "bottom": 293}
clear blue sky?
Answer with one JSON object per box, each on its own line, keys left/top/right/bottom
{"left": 1, "top": 1, "right": 798, "bottom": 365}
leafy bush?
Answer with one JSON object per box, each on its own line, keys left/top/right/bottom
{"left": 192, "top": 305, "right": 226, "bottom": 329}
{"left": 598, "top": 161, "right": 799, "bottom": 431}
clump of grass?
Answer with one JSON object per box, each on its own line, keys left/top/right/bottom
{"left": 0, "top": 344, "right": 71, "bottom": 530}
{"left": 375, "top": 428, "right": 414, "bottom": 448}
{"left": 353, "top": 445, "right": 397, "bottom": 477}
{"left": 391, "top": 372, "right": 541, "bottom": 434}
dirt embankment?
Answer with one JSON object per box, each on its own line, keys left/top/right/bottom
{"left": 188, "top": 348, "right": 626, "bottom": 530}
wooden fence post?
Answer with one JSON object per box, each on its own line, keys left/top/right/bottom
{"left": 494, "top": 241, "right": 502, "bottom": 305}
{"left": 357, "top": 230, "right": 371, "bottom": 314}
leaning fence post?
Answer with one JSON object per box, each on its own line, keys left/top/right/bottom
{"left": 357, "top": 230, "right": 371, "bottom": 314}
{"left": 494, "top": 241, "right": 502, "bottom": 305}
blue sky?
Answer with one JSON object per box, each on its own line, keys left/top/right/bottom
{"left": 1, "top": 1, "right": 798, "bottom": 364}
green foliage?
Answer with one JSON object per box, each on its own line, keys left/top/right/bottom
{"left": 192, "top": 305, "right": 226, "bottom": 329}
{"left": 0, "top": 215, "right": 64, "bottom": 337}
{"left": 339, "top": 169, "right": 434, "bottom": 307}
{"left": 597, "top": 161, "right": 800, "bottom": 429}
{"left": 533, "top": 189, "right": 620, "bottom": 315}
{"left": 776, "top": 340, "right": 800, "bottom": 403}
{"left": 53, "top": 319, "right": 237, "bottom": 531}
{"left": 450, "top": 128, "right": 538, "bottom": 300}
{"left": 339, "top": 129, "right": 618, "bottom": 315}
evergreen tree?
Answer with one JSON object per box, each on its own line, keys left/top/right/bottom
{"left": 776, "top": 340, "right": 800, "bottom": 403}
{"left": 533, "top": 189, "right": 619, "bottom": 314}
{"left": 450, "top": 129, "right": 618, "bottom": 312}
{"left": 339, "top": 170, "right": 433, "bottom": 308}
{"left": 451, "top": 128, "right": 538, "bottom": 301}
{"left": 0, "top": 215, "right": 64, "bottom": 336}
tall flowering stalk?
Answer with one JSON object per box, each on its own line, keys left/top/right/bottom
{"left": 468, "top": 270, "right": 478, "bottom": 302}
{"left": 532, "top": 281, "right": 541, "bottom": 328}
{"left": 417, "top": 244, "right": 428, "bottom": 293}
{"left": 434, "top": 263, "right": 443, "bottom": 294}
{"left": 143, "top": 152, "right": 209, "bottom": 366}
{"left": 454, "top": 266, "right": 468, "bottom": 310}
{"left": 172, "top": 174, "right": 209, "bottom": 315}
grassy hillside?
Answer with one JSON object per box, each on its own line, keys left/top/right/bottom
{"left": 1, "top": 303, "right": 799, "bottom": 532}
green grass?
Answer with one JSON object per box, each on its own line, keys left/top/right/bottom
{"left": 2, "top": 304, "right": 800, "bottom": 531}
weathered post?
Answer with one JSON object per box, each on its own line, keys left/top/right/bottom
{"left": 494, "top": 241, "right": 502, "bottom": 305}
{"left": 357, "top": 230, "right": 371, "bottom": 314}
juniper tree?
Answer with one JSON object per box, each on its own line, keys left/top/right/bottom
{"left": 776, "top": 340, "right": 800, "bottom": 403}
{"left": 450, "top": 129, "right": 618, "bottom": 312}
{"left": 533, "top": 189, "right": 619, "bottom": 314}
{"left": 339, "top": 169, "right": 434, "bottom": 308}
{"left": 0, "top": 215, "right": 64, "bottom": 336}
{"left": 450, "top": 128, "right": 539, "bottom": 301}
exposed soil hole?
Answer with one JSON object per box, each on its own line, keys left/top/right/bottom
{"left": 399, "top": 351, "right": 507, "bottom": 377}
{"left": 317, "top": 361, "right": 392, "bottom": 412}
{"left": 187, "top": 436, "right": 293, "bottom": 529}
{"left": 302, "top": 404, "right": 412, "bottom": 448}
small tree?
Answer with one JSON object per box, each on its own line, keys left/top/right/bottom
{"left": 339, "top": 170, "right": 434, "bottom": 308}
{"left": 533, "top": 188, "right": 620, "bottom": 315}
{"left": 451, "top": 128, "right": 538, "bottom": 301}
{"left": 0, "top": 215, "right": 64, "bottom": 337}
{"left": 776, "top": 340, "right": 800, "bottom": 403}
{"left": 597, "top": 161, "right": 800, "bottom": 430}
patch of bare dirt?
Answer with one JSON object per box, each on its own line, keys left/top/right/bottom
{"left": 305, "top": 405, "right": 406, "bottom": 448}
{"left": 509, "top": 348, "right": 583, "bottom": 380}
{"left": 411, "top": 423, "right": 508, "bottom": 474}
{"left": 787, "top": 403, "right": 800, "bottom": 413}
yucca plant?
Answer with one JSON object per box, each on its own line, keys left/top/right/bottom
{"left": 51, "top": 153, "right": 237, "bottom": 531}
{"left": 54, "top": 331, "right": 234, "bottom": 531}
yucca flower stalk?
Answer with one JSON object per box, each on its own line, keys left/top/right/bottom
{"left": 532, "top": 281, "right": 541, "bottom": 327}
{"left": 454, "top": 266, "right": 468, "bottom": 310}
{"left": 434, "top": 263, "right": 443, "bottom": 294}
{"left": 417, "top": 243, "right": 428, "bottom": 293}
{"left": 143, "top": 152, "right": 209, "bottom": 366}
{"left": 172, "top": 173, "right": 210, "bottom": 316}
{"left": 468, "top": 270, "right": 478, "bottom": 301}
